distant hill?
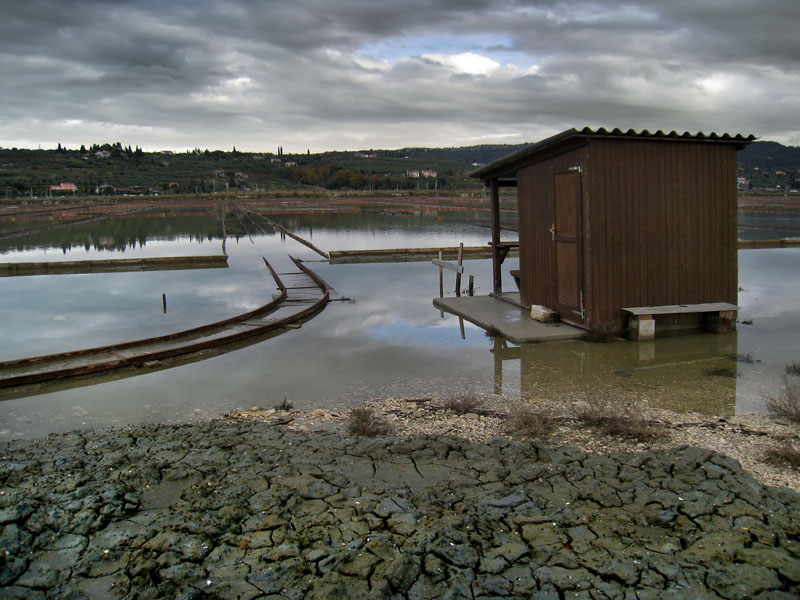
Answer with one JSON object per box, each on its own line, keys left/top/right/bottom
{"left": 738, "top": 141, "right": 800, "bottom": 169}
{"left": 396, "top": 144, "right": 528, "bottom": 165}
{"left": 406, "top": 140, "right": 800, "bottom": 171}
{"left": 2, "top": 139, "right": 796, "bottom": 199}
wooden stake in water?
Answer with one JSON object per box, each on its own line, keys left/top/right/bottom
{"left": 455, "top": 243, "right": 463, "bottom": 297}
{"left": 438, "top": 250, "right": 443, "bottom": 298}
{"left": 162, "top": 293, "right": 167, "bottom": 314}
{"left": 468, "top": 275, "right": 474, "bottom": 296}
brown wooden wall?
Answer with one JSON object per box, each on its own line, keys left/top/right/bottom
{"left": 517, "top": 145, "right": 587, "bottom": 313}
{"left": 516, "top": 138, "right": 739, "bottom": 331}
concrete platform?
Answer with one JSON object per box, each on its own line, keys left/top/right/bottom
{"left": 433, "top": 295, "right": 584, "bottom": 343}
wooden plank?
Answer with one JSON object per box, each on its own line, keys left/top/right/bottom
{"left": 622, "top": 302, "right": 738, "bottom": 315}
{"left": 431, "top": 258, "right": 464, "bottom": 273}
{"left": 738, "top": 239, "right": 800, "bottom": 249}
{"left": 329, "top": 245, "right": 518, "bottom": 264}
{"left": 0, "top": 255, "right": 229, "bottom": 277}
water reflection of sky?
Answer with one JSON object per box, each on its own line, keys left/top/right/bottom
{"left": 0, "top": 210, "right": 798, "bottom": 439}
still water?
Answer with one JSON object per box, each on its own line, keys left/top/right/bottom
{"left": 0, "top": 207, "right": 798, "bottom": 439}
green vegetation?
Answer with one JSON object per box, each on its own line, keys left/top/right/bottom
{"left": 0, "top": 142, "right": 527, "bottom": 199}
{"left": 3, "top": 139, "right": 795, "bottom": 198}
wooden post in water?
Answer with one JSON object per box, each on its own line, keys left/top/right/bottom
{"left": 162, "top": 293, "right": 167, "bottom": 314}
{"left": 455, "top": 243, "right": 463, "bottom": 297}
{"left": 493, "top": 337, "right": 503, "bottom": 395}
{"left": 468, "top": 275, "right": 474, "bottom": 297}
{"left": 438, "top": 250, "right": 443, "bottom": 298}
{"left": 490, "top": 179, "right": 502, "bottom": 294}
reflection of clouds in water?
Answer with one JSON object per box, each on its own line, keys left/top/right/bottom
{"left": 4, "top": 216, "right": 799, "bottom": 437}
{"left": 368, "top": 318, "right": 482, "bottom": 347}
{"left": 738, "top": 249, "right": 800, "bottom": 319}
{"left": 735, "top": 249, "right": 800, "bottom": 412}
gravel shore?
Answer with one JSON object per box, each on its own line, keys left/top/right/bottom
{"left": 1, "top": 409, "right": 799, "bottom": 599}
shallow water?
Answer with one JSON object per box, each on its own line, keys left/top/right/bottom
{"left": 0, "top": 206, "right": 798, "bottom": 439}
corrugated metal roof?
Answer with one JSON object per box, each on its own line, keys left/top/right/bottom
{"left": 470, "top": 127, "right": 756, "bottom": 180}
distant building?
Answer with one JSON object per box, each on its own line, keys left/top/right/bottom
{"left": 94, "top": 150, "right": 111, "bottom": 158}
{"left": 421, "top": 169, "right": 437, "bottom": 178}
{"left": 49, "top": 182, "right": 77, "bottom": 193}
{"left": 284, "top": 161, "right": 297, "bottom": 167}
{"left": 355, "top": 152, "right": 378, "bottom": 158}
{"left": 737, "top": 177, "right": 750, "bottom": 190}
{"left": 406, "top": 170, "right": 420, "bottom": 178}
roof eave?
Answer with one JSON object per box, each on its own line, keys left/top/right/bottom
{"left": 469, "top": 127, "right": 756, "bottom": 181}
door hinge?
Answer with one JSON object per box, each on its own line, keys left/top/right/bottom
{"left": 568, "top": 165, "right": 582, "bottom": 173}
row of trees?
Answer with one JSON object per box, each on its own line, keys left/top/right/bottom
{"left": 293, "top": 165, "right": 444, "bottom": 190}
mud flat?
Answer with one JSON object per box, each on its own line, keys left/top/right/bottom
{"left": 1, "top": 416, "right": 799, "bottom": 599}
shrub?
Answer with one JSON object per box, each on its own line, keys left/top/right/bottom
{"left": 583, "top": 322, "right": 623, "bottom": 343}
{"left": 764, "top": 378, "right": 800, "bottom": 423}
{"left": 507, "top": 403, "right": 554, "bottom": 440}
{"left": 577, "top": 398, "right": 662, "bottom": 442}
{"left": 347, "top": 406, "right": 392, "bottom": 437}
{"left": 444, "top": 394, "right": 482, "bottom": 414}
{"left": 274, "top": 397, "right": 294, "bottom": 411}
{"left": 786, "top": 361, "right": 800, "bottom": 377}
{"left": 765, "top": 441, "right": 800, "bottom": 469}
{"left": 484, "top": 325, "right": 501, "bottom": 338}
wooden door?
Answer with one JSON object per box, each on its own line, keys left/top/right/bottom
{"left": 553, "top": 171, "right": 584, "bottom": 324}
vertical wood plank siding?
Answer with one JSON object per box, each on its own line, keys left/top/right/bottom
{"left": 516, "top": 138, "right": 738, "bottom": 330}
{"left": 516, "top": 146, "right": 587, "bottom": 310}
{"left": 584, "top": 139, "right": 738, "bottom": 329}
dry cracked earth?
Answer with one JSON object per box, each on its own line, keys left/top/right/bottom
{"left": 1, "top": 418, "right": 799, "bottom": 599}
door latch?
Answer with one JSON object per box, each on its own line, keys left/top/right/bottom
{"left": 549, "top": 223, "right": 555, "bottom": 240}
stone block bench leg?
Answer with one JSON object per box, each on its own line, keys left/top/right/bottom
{"left": 628, "top": 314, "right": 655, "bottom": 341}
{"left": 706, "top": 310, "right": 737, "bottom": 334}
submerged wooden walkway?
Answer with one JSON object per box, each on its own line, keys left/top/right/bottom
{"left": 0, "top": 256, "right": 329, "bottom": 390}
{"left": 0, "top": 255, "right": 229, "bottom": 277}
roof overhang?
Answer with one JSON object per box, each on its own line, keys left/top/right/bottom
{"left": 470, "top": 127, "right": 756, "bottom": 181}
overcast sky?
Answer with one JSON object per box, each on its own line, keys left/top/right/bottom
{"left": 2, "top": 0, "right": 799, "bottom": 152}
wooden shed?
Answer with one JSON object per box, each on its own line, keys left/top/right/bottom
{"left": 471, "top": 127, "right": 754, "bottom": 339}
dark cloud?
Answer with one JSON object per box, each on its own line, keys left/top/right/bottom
{"left": 1, "top": 0, "right": 798, "bottom": 150}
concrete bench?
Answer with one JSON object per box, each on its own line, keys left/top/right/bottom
{"left": 622, "top": 303, "right": 738, "bottom": 340}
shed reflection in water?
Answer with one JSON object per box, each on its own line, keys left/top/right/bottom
{"left": 490, "top": 334, "right": 737, "bottom": 415}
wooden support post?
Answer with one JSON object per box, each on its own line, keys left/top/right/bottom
{"left": 492, "top": 337, "right": 503, "bottom": 395}
{"left": 490, "top": 179, "right": 501, "bottom": 294}
{"left": 438, "top": 250, "right": 443, "bottom": 298}
{"left": 468, "top": 275, "right": 474, "bottom": 296}
{"left": 455, "top": 242, "right": 463, "bottom": 297}
{"left": 162, "top": 293, "right": 167, "bottom": 314}
{"left": 459, "top": 317, "right": 466, "bottom": 340}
